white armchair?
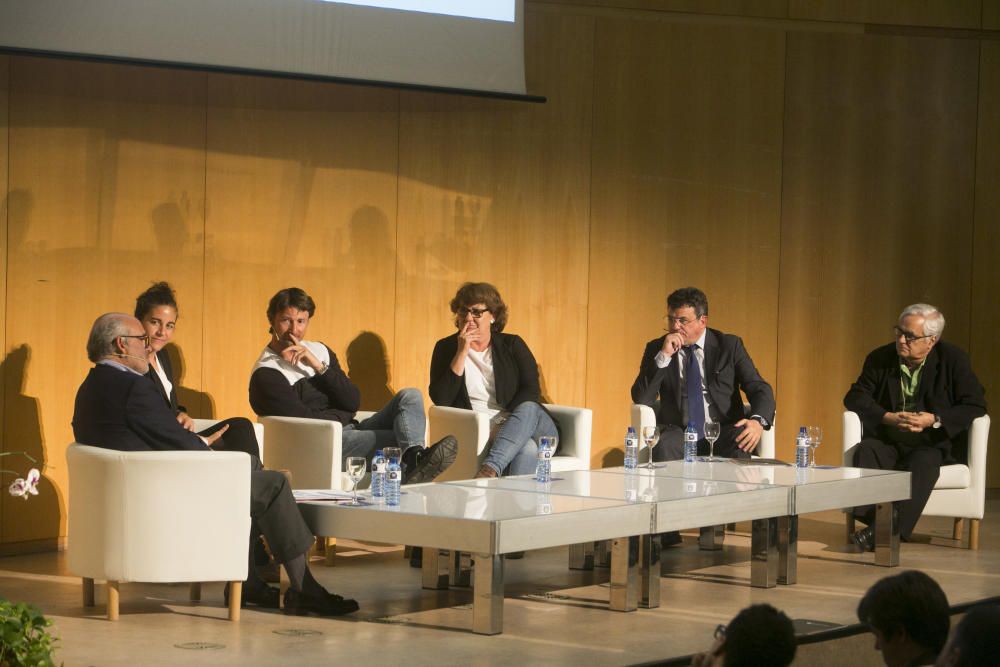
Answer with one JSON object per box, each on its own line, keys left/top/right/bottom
{"left": 843, "top": 411, "right": 990, "bottom": 549}
{"left": 259, "top": 412, "right": 374, "bottom": 490}
{"left": 428, "top": 404, "right": 593, "bottom": 481}
{"left": 630, "top": 403, "right": 775, "bottom": 459}
{"left": 192, "top": 419, "right": 265, "bottom": 461}
{"left": 67, "top": 444, "right": 251, "bottom": 621}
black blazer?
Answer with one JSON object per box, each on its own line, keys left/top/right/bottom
{"left": 73, "top": 364, "right": 208, "bottom": 452}
{"left": 429, "top": 332, "right": 542, "bottom": 411}
{"left": 147, "top": 349, "right": 183, "bottom": 413}
{"left": 631, "top": 328, "right": 775, "bottom": 429}
{"left": 843, "top": 341, "right": 986, "bottom": 458}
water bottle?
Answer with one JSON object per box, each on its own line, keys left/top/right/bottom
{"left": 535, "top": 436, "right": 553, "bottom": 482}
{"left": 624, "top": 427, "right": 639, "bottom": 470}
{"left": 795, "top": 426, "right": 810, "bottom": 468}
{"left": 684, "top": 422, "right": 698, "bottom": 462}
{"left": 371, "top": 449, "right": 386, "bottom": 499}
{"left": 386, "top": 455, "right": 401, "bottom": 506}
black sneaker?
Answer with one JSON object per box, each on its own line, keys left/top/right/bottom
{"left": 224, "top": 581, "right": 280, "bottom": 609}
{"left": 850, "top": 526, "right": 875, "bottom": 552}
{"left": 283, "top": 587, "right": 359, "bottom": 616}
{"left": 403, "top": 436, "right": 458, "bottom": 485}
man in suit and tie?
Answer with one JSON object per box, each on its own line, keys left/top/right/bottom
{"left": 632, "top": 287, "right": 775, "bottom": 462}
{"left": 844, "top": 304, "right": 986, "bottom": 552}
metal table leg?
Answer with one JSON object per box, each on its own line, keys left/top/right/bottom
{"left": 639, "top": 534, "right": 661, "bottom": 609}
{"left": 568, "top": 542, "right": 595, "bottom": 570}
{"left": 751, "top": 517, "right": 778, "bottom": 588}
{"left": 609, "top": 536, "right": 640, "bottom": 612}
{"left": 450, "top": 550, "right": 472, "bottom": 587}
{"left": 473, "top": 553, "right": 504, "bottom": 635}
{"left": 698, "top": 525, "right": 725, "bottom": 550}
{"left": 422, "top": 547, "right": 449, "bottom": 590}
{"left": 874, "top": 502, "right": 900, "bottom": 567}
{"left": 778, "top": 515, "right": 797, "bottom": 585}
{"left": 595, "top": 540, "right": 612, "bottom": 568}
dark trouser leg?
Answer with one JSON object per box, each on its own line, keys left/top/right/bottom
{"left": 654, "top": 423, "right": 751, "bottom": 461}
{"left": 896, "top": 446, "right": 943, "bottom": 539}
{"left": 852, "top": 437, "right": 900, "bottom": 526}
{"left": 709, "top": 424, "right": 751, "bottom": 460}
{"left": 654, "top": 426, "right": 684, "bottom": 462}
{"left": 250, "top": 470, "right": 315, "bottom": 564}
{"left": 201, "top": 417, "right": 262, "bottom": 466}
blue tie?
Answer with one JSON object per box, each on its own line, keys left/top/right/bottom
{"left": 685, "top": 345, "right": 706, "bottom": 439}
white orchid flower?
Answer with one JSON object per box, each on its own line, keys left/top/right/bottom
{"left": 8, "top": 477, "right": 27, "bottom": 498}
{"left": 25, "top": 468, "right": 41, "bottom": 496}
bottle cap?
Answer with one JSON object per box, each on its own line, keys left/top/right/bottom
{"left": 375, "top": 449, "right": 383, "bottom": 456}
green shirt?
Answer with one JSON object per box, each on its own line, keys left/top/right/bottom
{"left": 899, "top": 358, "right": 926, "bottom": 411}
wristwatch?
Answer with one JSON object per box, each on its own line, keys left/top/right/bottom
{"left": 317, "top": 362, "right": 329, "bottom": 375}
{"left": 749, "top": 415, "right": 770, "bottom": 429}
{"left": 932, "top": 414, "right": 942, "bottom": 429}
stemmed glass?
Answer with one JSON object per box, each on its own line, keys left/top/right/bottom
{"left": 807, "top": 426, "right": 822, "bottom": 468}
{"left": 346, "top": 456, "right": 366, "bottom": 505}
{"left": 704, "top": 421, "right": 722, "bottom": 461}
{"left": 642, "top": 425, "right": 661, "bottom": 469}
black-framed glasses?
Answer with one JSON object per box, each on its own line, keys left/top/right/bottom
{"left": 457, "top": 307, "right": 490, "bottom": 319}
{"left": 893, "top": 326, "right": 933, "bottom": 344}
{"left": 119, "top": 334, "right": 151, "bottom": 346}
{"left": 665, "top": 315, "right": 701, "bottom": 327}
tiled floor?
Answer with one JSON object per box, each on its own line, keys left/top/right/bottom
{"left": 2, "top": 504, "right": 998, "bottom": 666}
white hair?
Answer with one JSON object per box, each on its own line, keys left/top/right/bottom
{"left": 898, "top": 303, "right": 945, "bottom": 338}
{"left": 87, "top": 313, "right": 132, "bottom": 362}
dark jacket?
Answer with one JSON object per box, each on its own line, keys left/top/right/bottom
{"left": 146, "top": 349, "right": 184, "bottom": 413}
{"left": 72, "top": 364, "right": 208, "bottom": 452}
{"left": 429, "top": 331, "right": 542, "bottom": 411}
{"left": 249, "top": 345, "right": 360, "bottom": 424}
{"left": 631, "top": 328, "right": 775, "bottom": 428}
{"left": 843, "top": 341, "right": 986, "bottom": 460}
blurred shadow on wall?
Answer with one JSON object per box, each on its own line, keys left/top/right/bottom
{"left": 151, "top": 200, "right": 192, "bottom": 256}
{"left": 5, "top": 189, "right": 34, "bottom": 252}
{"left": 163, "top": 343, "right": 217, "bottom": 419}
{"left": 347, "top": 331, "right": 394, "bottom": 411}
{"left": 1, "top": 345, "right": 61, "bottom": 548}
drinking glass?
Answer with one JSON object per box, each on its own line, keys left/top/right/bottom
{"left": 807, "top": 426, "right": 822, "bottom": 467}
{"left": 345, "top": 456, "right": 366, "bottom": 505}
{"left": 704, "top": 421, "right": 722, "bottom": 461}
{"left": 641, "top": 425, "right": 661, "bottom": 469}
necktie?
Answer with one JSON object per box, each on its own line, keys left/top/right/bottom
{"left": 685, "top": 345, "right": 706, "bottom": 439}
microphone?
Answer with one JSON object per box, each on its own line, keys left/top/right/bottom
{"left": 115, "top": 353, "right": 149, "bottom": 364}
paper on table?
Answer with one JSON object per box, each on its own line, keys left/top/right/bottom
{"left": 293, "top": 489, "right": 356, "bottom": 501}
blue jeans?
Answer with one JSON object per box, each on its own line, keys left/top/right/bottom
{"left": 483, "top": 401, "right": 558, "bottom": 476}
{"left": 341, "top": 387, "right": 426, "bottom": 464}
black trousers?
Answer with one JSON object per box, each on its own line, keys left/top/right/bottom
{"left": 200, "top": 417, "right": 262, "bottom": 464}
{"left": 249, "top": 468, "right": 314, "bottom": 563}
{"left": 852, "top": 436, "right": 942, "bottom": 540}
{"left": 656, "top": 423, "right": 752, "bottom": 462}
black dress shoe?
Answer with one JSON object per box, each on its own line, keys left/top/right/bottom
{"left": 851, "top": 526, "right": 875, "bottom": 552}
{"left": 283, "top": 587, "right": 359, "bottom": 616}
{"left": 403, "top": 436, "right": 458, "bottom": 485}
{"left": 224, "top": 582, "right": 280, "bottom": 609}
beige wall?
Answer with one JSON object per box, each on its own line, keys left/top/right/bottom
{"left": 1, "top": 1, "right": 998, "bottom": 548}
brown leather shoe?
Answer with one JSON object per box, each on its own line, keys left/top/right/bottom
{"left": 475, "top": 465, "right": 499, "bottom": 479}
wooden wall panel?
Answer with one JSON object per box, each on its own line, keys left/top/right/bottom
{"left": 587, "top": 17, "right": 784, "bottom": 464}
{"left": 972, "top": 41, "right": 1000, "bottom": 486}
{"left": 204, "top": 76, "right": 399, "bottom": 417}
{"left": 0, "top": 55, "right": 8, "bottom": 541}
{"left": 788, "top": 0, "right": 983, "bottom": 29}
{"left": 778, "top": 32, "right": 980, "bottom": 464}
{"left": 3, "top": 57, "right": 208, "bottom": 544}
{"left": 985, "top": 0, "right": 1000, "bottom": 29}
{"left": 532, "top": 0, "right": 787, "bottom": 19}
{"left": 393, "top": 8, "right": 595, "bottom": 412}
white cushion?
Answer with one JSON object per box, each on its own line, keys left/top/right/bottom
{"left": 935, "top": 463, "right": 971, "bottom": 490}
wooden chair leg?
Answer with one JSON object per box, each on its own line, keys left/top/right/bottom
{"left": 107, "top": 581, "right": 120, "bottom": 621}
{"left": 83, "top": 577, "right": 95, "bottom": 607}
{"left": 228, "top": 581, "right": 242, "bottom": 621}
{"left": 969, "top": 519, "right": 980, "bottom": 550}
{"left": 324, "top": 537, "right": 337, "bottom": 566}
{"left": 189, "top": 583, "right": 202, "bottom": 601}
{"left": 953, "top": 518, "right": 964, "bottom": 541}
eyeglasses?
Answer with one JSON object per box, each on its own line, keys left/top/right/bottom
{"left": 893, "top": 326, "right": 933, "bottom": 344}
{"left": 666, "top": 315, "right": 701, "bottom": 327}
{"left": 120, "top": 334, "right": 151, "bottom": 346}
{"left": 714, "top": 624, "right": 727, "bottom": 640}
{"left": 457, "top": 307, "right": 490, "bottom": 319}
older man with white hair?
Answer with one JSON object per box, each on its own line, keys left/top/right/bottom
{"left": 844, "top": 304, "right": 986, "bottom": 551}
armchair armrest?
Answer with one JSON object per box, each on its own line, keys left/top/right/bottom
{"left": 428, "top": 405, "right": 490, "bottom": 481}
{"left": 843, "top": 411, "right": 862, "bottom": 466}
{"left": 967, "top": 415, "right": 990, "bottom": 518}
{"left": 259, "top": 416, "right": 343, "bottom": 489}
{"left": 545, "top": 403, "right": 592, "bottom": 464}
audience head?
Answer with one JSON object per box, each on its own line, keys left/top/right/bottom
{"left": 134, "top": 281, "right": 179, "bottom": 356}
{"left": 935, "top": 604, "right": 1000, "bottom": 667}
{"left": 694, "top": 604, "right": 796, "bottom": 667}
{"left": 87, "top": 313, "right": 150, "bottom": 374}
{"left": 450, "top": 282, "right": 508, "bottom": 332}
{"left": 857, "top": 570, "right": 950, "bottom": 667}
{"left": 266, "top": 287, "right": 316, "bottom": 345}
{"left": 895, "top": 304, "right": 943, "bottom": 366}
{"left": 666, "top": 287, "right": 709, "bottom": 346}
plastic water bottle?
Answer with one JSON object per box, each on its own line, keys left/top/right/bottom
{"left": 535, "top": 437, "right": 553, "bottom": 482}
{"left": 386, "top": 455, "right": 401, "bottom": 506}
{"left": 684, "top": 422, "right": 698, "bottom": 462}
{"left": 624, "top": 427, "right": 639, "bottom": 469}
{"left": 371, "top": 449, "right": 386, "bottom": 499}
{"left": 795, "top": 426, "right": 810, "bottom": 468}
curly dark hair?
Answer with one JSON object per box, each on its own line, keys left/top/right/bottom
{"left": 449, "top": 282, "right": 508, "bottom": 332}
{"left": 134, "top": 281, "right": 178, "bottom": 320}
{"left": 667, "top": 287, "right": 709, "bottom": 318}
{"left": 267, "top": 287, "right": 316, "bottom": 323}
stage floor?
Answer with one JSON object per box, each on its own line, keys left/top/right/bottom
{"left": 3, "top": 502, "right": 998, "bottom": 666}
